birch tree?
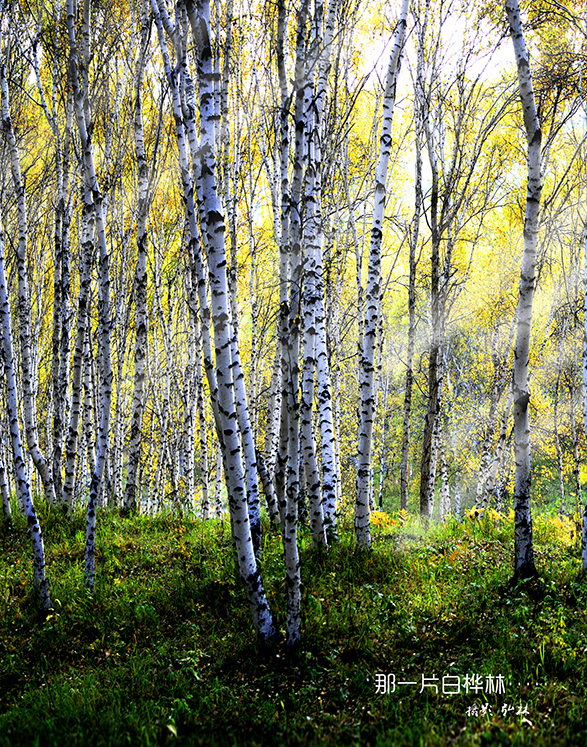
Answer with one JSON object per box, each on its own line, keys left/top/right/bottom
{"left": 0, "top": 211, "right": 50, "bottom": 610}
{"left": 355, "top": 0, "right": 409, "bottom": 549}
{"left": 400, "top": 0, "right": 427, "bottom": 513}
{"left": 67, "top": 0, "right": 114, "bottom": 591}
{"left": 1, "top": 33, "right": 56, "bottom": 509}
{"left": 506, "top": 0, "right": 541, "bottom": 579}
{"left": 123, "top": 4, "right": 153, "bottom": 515}
{"left": 151, "top": 0, "right": 277, "bottom": 644}
{"left": 583, "top": 222, "right": 587, "bottom": 570}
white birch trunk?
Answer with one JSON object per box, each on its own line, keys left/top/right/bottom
{"left": 0, "top": 435, "right": 12, "bottom": 525}
{"left": 0, "top": 57, "right": 56, "bottom": 508}
{"left": 50, "top": 90, "right": 73, "bottom": 510}
{"left": 215, "top": 442, "right": 224, "bottom": 517}
{"left": 0, "top": 217, "right": 50, "bottom": 609}
{"left": 264, "top": 343, "right": 282, "bottom": 481}
{"left": 123, "top": 7, "right": 152, "bottom": 515}
{"left": 454, "top": 485, "right": 461, "bottom": 521}
{"left": 67, "top": 0, "right": 114, "bottom": 591}
{"left": 355, "top": 0, "right": 409, "bottom": 548}
{"left": 311, "top": 0, "right": 341, "bottom": 542}
{"left": 83, "top": 325, "right": 96, "bottom": 480}
{"left": 506, "top": 0, "right": 540, "bottom": 579}
{"left": 155, "top": 0, "right": 276, "bottom": 643}
{"left": 63, "top": 200, "right": 93, "bottom": 509}
{"left": 400, "top": 34, "right": 424, "bottom": 512}
{"left": 273, "top": 0, "right": 292, "bottom": 526}
{"left": 439, "top": 438, "right": 450, "bottom": 522}
{"left": 582, "top": 223, "right": 587, "bottom": 570}
{"left": 193, "top": 306, "right": 210, "bottom": 519}
{"left": 554, "top": 365, "right": 566, "bottom": 514}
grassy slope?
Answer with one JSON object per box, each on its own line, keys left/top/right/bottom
{"left": 0, "top": 506, "right": 586, "bottom": 746}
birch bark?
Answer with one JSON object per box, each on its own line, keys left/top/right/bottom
{"left": 0, "top": 55, "right": 56, "bottom": 508}
{"left": 123, "top": 5, "right": 152, "bottom": 515}
{"left": 506, "top": 0, "right": 540, "bottom": 579}
{"left": 67, "top": 0, "right": 114, "bottom": 591}
{"left": 154, "top": 0, "right": 276, "bottom": 643}
{"left": 583, "top": 225, "right": 587, "bottom": 569}
{"left": 62, "top": 199, "right": 93, "bottom": 509}
{"left": 0, "top": 216, "right": 50, "bottom": 609}
{"left": 0, "top": 431, "right": 12, "bottom": 525}
{"left": 400, "top": 8, "right": 426, "bottom": 512}
{"left": 355, "top": 0, "right": 409, "bottom": 548}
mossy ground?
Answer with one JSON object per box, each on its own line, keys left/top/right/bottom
{"left": 1, "top": 505, "right": 586, "bottom": 745}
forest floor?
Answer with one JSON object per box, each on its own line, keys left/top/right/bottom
{"left": 1, "top": 503, "right": 586, "bottom": 746}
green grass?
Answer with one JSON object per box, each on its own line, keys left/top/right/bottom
{"left": 1, "top": 504, "right": 586, "bottom": 746}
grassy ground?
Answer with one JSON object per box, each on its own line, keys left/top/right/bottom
{"left": 1, "top": 504, "right": 586, "bottom": 746}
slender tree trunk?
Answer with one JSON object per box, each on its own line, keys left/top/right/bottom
{"left": 193, "top": 305, "right": 210, "bottom": 519}
{"left": 0, "top": 217, "right": 50, "bottom": 609}
{"left": 273, "top": 0, "right": 292, "bottom": 530}
{"left": 0, "top": 434, "right": 12, "bottom": 526}
{"left": 569, "top": 382, "right": 581, "bottom": 512}
{"left": 264, "top": 342, "right": 282, "bottom": 482}
{"left": 419, "top": 30, "right": 442, "bottom": 524}
{"left": 506, "top": 0, "right": 540, "bottom": 579}
{"left": 1, "top": 55, "right": 56, "bottom": 508}
{"left": 215, "top": 441, "right": 224, "bottom": 517}
{"left": 154, "top": 0, "right": 276, "bottom": 643}
{"left": 582, "top": 220, "right": 587, "bottom": 570}
{"left": 399, "top": 56, "right": 423, "bottom": 512}
{"left": 50, "top": 91, "right": 73, "bottom": 511}
{"left": 554, "top": 364, "right": 566, "bottom": 514}
{"left": 280, "top": 0, "right": 309, "bottom": 644}
{"left": 123, "top": 8, "right": 152, "bottom": 515}
{"left": 355, "top": 0, "right": 409, "bottom": 548}
{"left": 63, "top": 200, "right": 93, "bottom": 510}
{"left": 67, "top": 0, "right": 114, "bottom": 591}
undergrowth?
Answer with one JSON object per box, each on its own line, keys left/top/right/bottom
{"left": 0, "top": 504, "right": 586, "bottom": 746}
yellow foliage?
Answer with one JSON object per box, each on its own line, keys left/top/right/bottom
{"left": 370, "top": 511, "right": 396, "bottom": 530}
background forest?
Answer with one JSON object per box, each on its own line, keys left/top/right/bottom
{"left": 2, "top": 0, "right": 587, "bottom": 744}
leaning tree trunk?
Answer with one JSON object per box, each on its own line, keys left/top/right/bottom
{"left": 355, "top": 0, "right": 409, "bottom": 549}
{"left": 153, "top": 0, "right": 276, "bottom": 644}
{"left": 506, "top": 0, "right": 540, "bottom": 580}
